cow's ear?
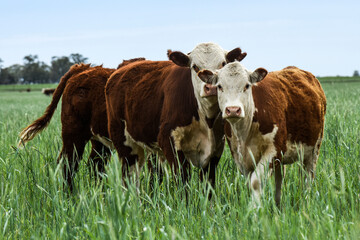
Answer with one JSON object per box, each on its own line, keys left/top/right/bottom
{"left": 168, "top": 50, "right": 190, "bottom": 67}
{"left": 198, "top": 70, "right": 218, "bottom": 84}
{"left": 226, "top": 48, "right": 247, "bottom": 63}
{"left": 250, "top": 68, "right": 267, "bottom": 83}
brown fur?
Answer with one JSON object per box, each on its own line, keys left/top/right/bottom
{"left": 19, "top": 59, "right": 145, "bottom": 191}
{"left": 252, "top": 66, "right": 327, "bottom": 159}
{"left": 105, "top": 60, "right": 223, "bottom": 185}
{"left": 226, "top": 48, "right": 247, "bottom": 63}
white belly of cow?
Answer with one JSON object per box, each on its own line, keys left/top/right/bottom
{"left": 171, "top": 117, "right": 215, "bottom": 168}
{"left": 282, "top": 141, "right": 315, "bottom": 164}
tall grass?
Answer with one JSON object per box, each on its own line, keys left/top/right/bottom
{"left": 0, "top": 82, "right": 359, "bottom": 239}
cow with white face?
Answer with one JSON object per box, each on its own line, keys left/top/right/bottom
{"left": 198, "top": 62, "right": 326, "bottom": 206}
{"left": 169, "top": 42, "right": 247, "bottom": 119}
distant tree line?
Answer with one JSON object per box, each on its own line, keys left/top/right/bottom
{"left": 0, "top": 54, "right": 87, "bottom": 84}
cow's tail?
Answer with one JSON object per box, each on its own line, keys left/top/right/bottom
{"left": 18, "top": 63, "right": 91, "bottom": 147}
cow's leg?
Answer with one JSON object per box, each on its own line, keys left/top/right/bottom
{"left": 274, "top": 160, "right": 284, "bottom": 208}
{"left": 147, "top": 155, "right": 164, "bottom": 190}
{"left": 158, "top": 129, "right": 189, "bottom": 184}
{"left": 88, "top": 140, "right": 111, "bottom": 180}
{"left": 108, "top": 119, "right": 141, "bottom": 183}
{"left": 200, "top": 156, "right": 221, "bottom": 199}
{"left": 303, "top": 143, "right": 321, "bottom": 186}
{"left": 58, "top": 130, "right": 88, "bottom": 192}
{"left": 250, "top": 153, "right": 275, "bottom": 206}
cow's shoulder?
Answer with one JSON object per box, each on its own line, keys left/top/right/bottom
{"left": 161, "top": 65, "right": 199, "bottom": 127}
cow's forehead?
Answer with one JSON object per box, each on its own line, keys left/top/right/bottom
{"left": 189, "top": 43, "right": 226, "bottom": 69}
{"left": 218, "top": 62, "right": 249, "bottom": 86}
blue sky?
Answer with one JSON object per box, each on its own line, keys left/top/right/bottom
{"left": 0, "top": 0, "right": 359, "bottom": 76}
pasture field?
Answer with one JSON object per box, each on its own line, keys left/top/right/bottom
{"left": 0, "top": 81, "right": 359, "bottom": 239}
{"left": 0, "top": 83, "right": 57, "bottom": 92}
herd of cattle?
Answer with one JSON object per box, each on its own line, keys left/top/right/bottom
{"left": 18, "top": 42, "right": 326, "bottom": 206}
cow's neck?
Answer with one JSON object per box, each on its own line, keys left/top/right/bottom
{"left": 229, "top": 97, "right": 256, "bottom": 143}
{"left": 198, "top": 99, "right": 220, "bottom": 120}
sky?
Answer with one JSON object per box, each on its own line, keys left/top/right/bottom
{"left": 0, "top": 0, "right": 359, "bottom": 77}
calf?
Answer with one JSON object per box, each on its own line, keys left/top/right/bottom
{"left": 105, "top": 43, "right": 246, "bottom": 187}
{"left": 198, "top": 63, "right": 326, "bottom": 206}
{"left": 19, "top": 59, "right": 144, "bottom": 190}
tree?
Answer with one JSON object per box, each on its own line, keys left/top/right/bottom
{"left": 0, "top": 64, "right": 23, "bottom": 84}
{"left": 0, "top": 58, "right": 3, "bottom": 76}
{"left": 50, "top": 56, "right": 73, "bottom": 83}
{"left": 22, "top": 55, "right": 50, "bottom": 83}
{"left": 353, "top": 70, "right": 359, "bottom": 77}
{"left": 70, "top": 53, "right": 88, "bottom": 64}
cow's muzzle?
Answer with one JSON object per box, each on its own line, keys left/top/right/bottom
{"left": 203, "top": 83, "right": 217, "bottom": 97}
{"left": 225, "top": 106, "right": 242, "bottom": 118}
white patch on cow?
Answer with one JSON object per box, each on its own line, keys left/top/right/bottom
{"left": 122, "top": 124, "right": 146, "bottom": 170}
{"left": 215, "top": 63, "right": 255, "bottom": 120}
{"left": 121, "top": 121, "right": 167, "bottom": 173}
{"left": 228, "top": 123, "right": 278, "bottom": 175}
{"left": 90, "top": 128, "right": 115, "bottom": 150}
{"left": 91, "top": 134, "right": 115, "bottom": 150}
{"left": 18, "top": 126, "right": 38, "bottom": 146}
{"left": 171, "top": 115, "right": 216, "bottom": 168}
{"left": 188, "top": 43, "right": 229, "bottom": 119}
{"left": 282, "top": 141, "right": 314, "bottom": 165}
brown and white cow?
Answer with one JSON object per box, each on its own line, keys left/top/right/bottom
{"left": 19, "top": 59, "right": 145, "bottom": 191}
{"left": 105, "top": 43, "right": 246, "bottom": 187}
{"left": 198, "top": 63, "right": 326, "bottom": 206}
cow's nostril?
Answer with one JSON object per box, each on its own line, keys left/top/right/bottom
{"left": 205, "top": 86, "right": 210, "bottom": 92}
{"left": 226, "top": 108, "right": 231, "bottom": 115}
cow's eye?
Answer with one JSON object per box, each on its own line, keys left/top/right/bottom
{"left": 221, "top": 61, "right": 226, "bottom": 67}
{"left": 192, "top": 65, "right": 200, "bottom": 73}
{"left": 217, "top": 85, "right": 223, "bottom": 91}
{"left": 244, "top": 84, "right": 250, "bottom": 91}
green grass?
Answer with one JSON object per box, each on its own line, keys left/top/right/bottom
{"left": 318, "top": 76, "right": 360, "bottom": 83}
{"left": 0, "top": 82, "right": 359, "bottom": 239}
{"left": 0, "top": 83, "right": 58, "bottom": 92}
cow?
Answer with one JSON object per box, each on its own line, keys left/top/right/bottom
{"left": 18, "top": 59, "right": 145, "bottom": 191}
{"left": 197, "top": 63, "right": 326, "bottom": 206}
{"left": 105, "top": 43, "right": 247, "bottom": 189}
{"left": 42, "top": 88, "right": 56, "bottom": 96}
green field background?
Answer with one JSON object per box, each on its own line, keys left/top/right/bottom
{"left": 0, "top": 80, "right": 359, "bottom": 239}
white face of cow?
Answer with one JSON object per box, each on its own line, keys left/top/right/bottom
{"left": 197, "top": 62, "right": 267, "bottom": 123}
{"left": 168, "top": 43, "right": 247, "bottom": 119}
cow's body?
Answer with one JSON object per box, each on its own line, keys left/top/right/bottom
{"left": 199, "top": 64, "right": 326, "bottom": 206}
{"left": 105, "top": 43, "right": 247, "bottom": 186}
{"left": 105, "top": 60, "right": 224, "bottom": 182}
{"left": 19, "top": 59, "right": 145, "bottom": 190}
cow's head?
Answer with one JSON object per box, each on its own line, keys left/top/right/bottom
{"left": 197, "top": 62, "right": 267, "bottom": 122}
{"left": 168, "top": 42, "right": 247, "bottom": 119}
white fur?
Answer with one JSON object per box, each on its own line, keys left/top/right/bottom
{"left": 188, "top": 43, "right": 229, "bottom": 119}
{"left": 90, "top": 128, "right": 115, "bottom": 150}
{"left": 171, "top": 116, "right": 216, "bottom": 168}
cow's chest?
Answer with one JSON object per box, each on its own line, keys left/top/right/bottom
{"left": 171, "top": 117, "right": 215, "bottom": 168}
{"left": 228, "top": 122, "right": 278, "bottom": 175}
